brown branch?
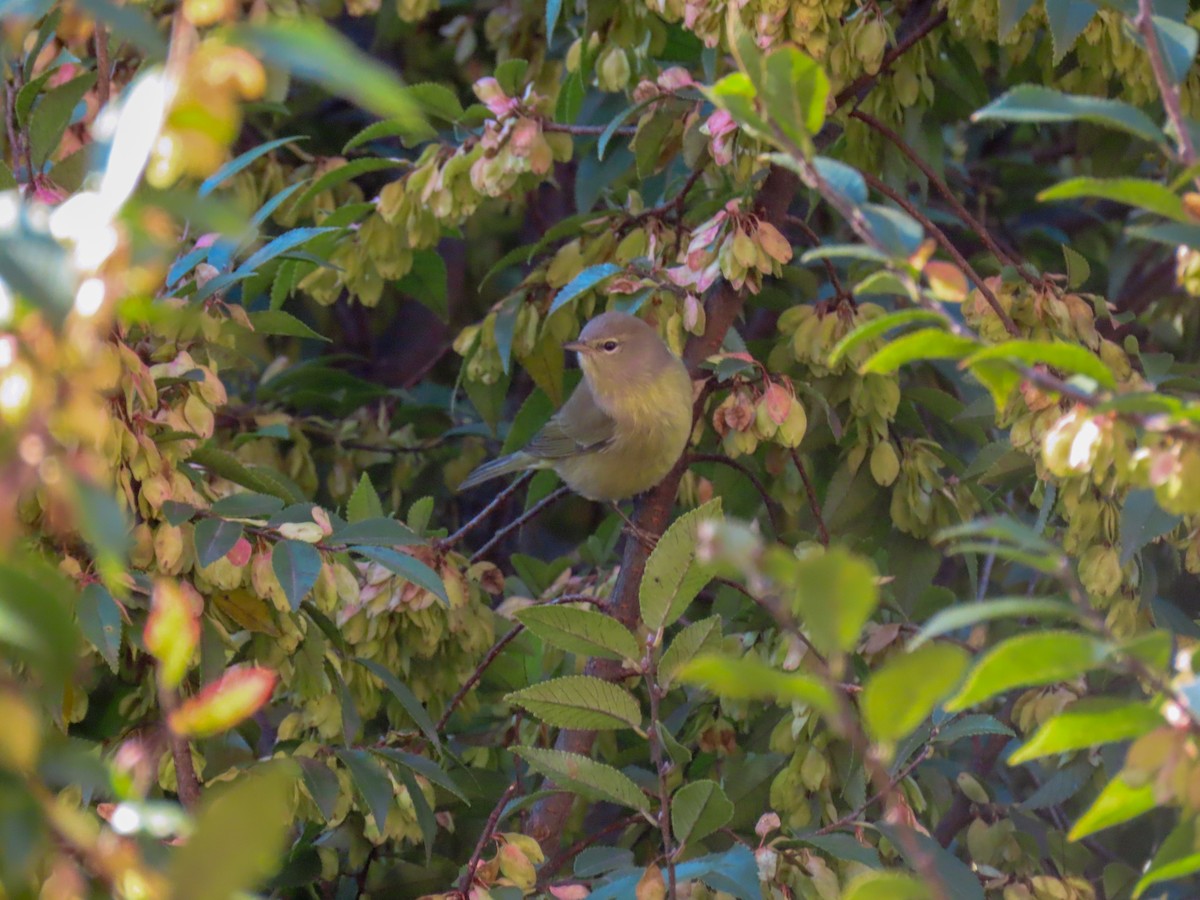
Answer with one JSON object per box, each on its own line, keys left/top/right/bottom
{"left": 1135, "top": 0, "right": 1199, "bottom": 169}
{"left": 523, "top": 166, "right": 801, "bottom": 852}
{"left": 457, "top": 781, "right": 520, "bottom": 898}
{"left": 645, "top": 646, "right": 677, "bottom": 897}
{"left": 543, "top": 122, "right": 636, "bottom": 137}
{"left": 536, "top": 815, "right": 641, "bottom": 887}
{"left": 469, "top": 485, "right": 570, "bottom": 562}
{"left": 861, "top": 170, "right": 1020, "bottom": 337}
{"left": 443, "top": 471, "right": 533, "bottom": 549}
{"left": 158, "top": 686, "right": 201, "bottom": 810}
{"left": 834, "top": 5, "right": 948, "bottom": 110}
{"left": 94, "top": 25, "right": 112, "bottom": 108}
{"left": 788, "top": 449, "right": 829, "bottom": 546}
{"left": 850, "top": 109, "right": 1040, "bottom": 290}
{"left": 785, "top": 214, "right": 853, "bottom": 304}
{"left": 687, "top": 452, "right": 784, "bottom": 535}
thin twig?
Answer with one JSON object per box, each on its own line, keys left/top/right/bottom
{"left": 646, "top": 649, "right": 677, "bottom": 897}
{"left": 788, "top": 449, "right": 829, "bottom": 546}
{"left": 862, "top": 170, "right": 1021, "bottom": 336}
{"left": 834, "top": 7, "right": 948, "bottom": 110}
{"left": 1135, "top": 0, "right": 1199, "bottom": 169}
{"left": 542, "top": 122, "right": 636, "bottom": 137}
{"left": 158, "top": 685, "right": 201, "bottom": 810}
{"left": 817, "top": 745, "right": 933, "bottom": 835}
{"left": 536, "top": 815, "right": 641, "bottom": 887}
{"left": 458, "top": 781, "right": 520, "bottom": 898}
{"left": 469, "top": 486, "right": 571, "bottom": 562}
{"left": 94, "top": 24, "right": 112, "bottom": 108}
{"left": 786, "top": 214, "right": 853, "bottom": 304}
{"left": 688, "top": 452, "right": 784, "bottom": 535}
{"left": 851, "top": 109, "right": 1039, "bottom": 290}
{"left": 443, "top": 471, "right": 534, "bottom": 548}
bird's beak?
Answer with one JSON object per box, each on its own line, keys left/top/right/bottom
{"left": 562, "top": 340, "right": 588, "bottom": 353}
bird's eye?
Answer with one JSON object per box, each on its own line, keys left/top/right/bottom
{"left": 601, "top": 340, "right": 619, "bottom": 352}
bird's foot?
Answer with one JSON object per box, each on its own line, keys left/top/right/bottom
{"left": 609, "top": 503, "right": 658, "bottom": 551}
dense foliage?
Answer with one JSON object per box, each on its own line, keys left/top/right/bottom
{"left": 9, "top": 0, "right": 1200, "bottom": 897}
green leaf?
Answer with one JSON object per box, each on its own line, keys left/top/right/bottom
{"left": 1038, "top": 177, "right": 1189, "bottom": 222}
{"left": 829, "top": 310, "right": 947, "bottom": 365}
{"left": 556, "top": 70, "right": 585, "bottom": 124}
{"left": 515, "top": 606, "right": 641, "bottom": 661}
{"left": 0, "top": 555, "right": 78, "bottom": 689}
{"left": 640, "top": 498, "right": 722, "bottom": 631}
{"left": 353, "top": 658, "right": 441, "bottom": 750}
{"left": 168, "top": 763, "right": 296, "bottom": 900}
{"left": 209, "top": 493, "right": 284, "bottom": 519}
{"left": 972, "top": 84, "right": 1162, "bottom": 143}
{"left": 77, "top": 583, "right": 122, "bottom": 672}
{"left": 296, "top": 757, "right": 340, "bottom": 821}
{"left": 908, "top": 597, "right": 1080, "bottom": 649}
{"left": 289, "top": 157, "right": 404, "bottom": 210}
{"left": 1069, "top": 774, "right": 1156, "bottom": 840}
{"left": 1009, "top": 698, "right": 1163, "bottom": 764}
{"left": 193, "top": 518, "right": 245, "bottom": 568}
{"left": 963, "top": 339, "right": 1116, "bottom": 388}
{"left": 860, "top": 329, "right": 978, "bottom": 375}
{"left": 1120, "top": 489, "right": 1182, "bottom": 565}
{"left": 672, "top": 780, "right": 734, "bottom": 847}
{"left": 546, "top": 0, "right": 562, "bottom": 39}
{"left": 863, "top": 644, "right": 969, "bottom": 742}
{"left": 506, "top": 676, "right": 642, "bottom": 730}
{"left": 1133, "top": 817, "right": 1200, "bottom": 898}
{"left": 676, "top": 653, "right": 834, "bottom": 713}
{"left": 16, "top": 70, "right": 55, "bottom": 128}
{"left": 330, "top": 518, "right": 421, "bottom": 548}
{"left": 1045, "top": 0, "right": 1098, "bottom": 63}
{"left": 391, "top": 763, "right": 437, "bottom": 864}
{"left": 1151, "top": 15, "right": 1199, "bottom": 86}
{"left": 235, "top": 19, "right": 426, "bottom": 127}
{"left": 871, "top": 824, "right": 984, "bottom": 900}
{"left": 189, "top": 445, "right": 306, "bottom": 504}
{"left": 334, "top": 748, "right": 393, "bottom": 832}
{"left": 659, "top": 615, "right": 724, "bottom": 687}
{"left": 935, "top": 714, "right": 1015, "bottom": 745}
{"left": 346, "top": 473, "right": 385, "bottom": 523}
{"left": 513, "top": 747, "right": 649, "bottom": 811}
{"left": 790, "top": 547, "right": 879, "bottom": 656}
{"left": 1062, "top": 243, "right": 1091, "bottom": 288}
{"left": 813, "top": 156, "right": 867, "bottom": 204}
{"left": 495, "top": 59, "right": 529, "bottom": 96}
{"left": 842, "top": 872, "right": 931, "bottom": 900}
{"left": 548, "top": 263, "right": 623, "bottom": 315}
{"left": 271, "top": 540, "right": 323, "bottom": 611}
{"left": 352, "top": 546, "right": 447, "bottom": 605}
{"left": 395, "top": 250, "right": 449, "bottom": 320}
{"left": 0, "top": 212, "right": 75, "bottom": 324}
{"left": 597, "top": 97, "right": 657, "bottom": 159}
{"left": 945, "top": 632, "right": 1110, "bottom": 711}
{"left": 371, "top": 747, "right": 466, "bottom": 802}
{"left": 76, "top": 0, "right": 167, "bottom": 56}
{"left": 28, "top": 73, "right": 96, "bottom": 167}
{"left": 199, "top": 136, "right": 304, "bottom": 197}
{"left": 759, "top": 46, "right": 830, "bottom": 146}
{"left": 237, "top": 228, "right": 340, "bottom": 276}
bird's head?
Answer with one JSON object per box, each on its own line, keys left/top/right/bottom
{"left": 563, "top": 311, "right": 672, "bottom": 389}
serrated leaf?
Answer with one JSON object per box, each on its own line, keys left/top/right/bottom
{"left": 659, "top": 616, "right": 724, "bottom": 687}
{"left": 1009, "top": 698, "right": 1163, "bottom": 764}
{"left": 1019, "top": 759, "right": 1092, "bottom": 811}
{"left": 515, "top": 606, "right": 641, "bottom": 661}
{"left": 346, "top": 473, "right": 384, "bottom": 523}
{"left": 934, "top": 714, "right": 1015, "bottom": 745}
{"left": 353, "top": 657, "right": 440, "bottom": 749}
{"left": 513, "top": 747, "right": 649, "bottom": 811}
{"left": 193, "top": 518, "right": 245, "bottom": 568}
{"left": 908, "top": 597, "right": 1079, "bottom": 649}
{"left": 1120, "top": 489, "right": 1182, "bottom": 565}
{"left": 77, "top": 583, "right": 122, "bottom": 672}
{"left": 863, "top": 644, "right": 969, "bottom": 742}
{"left": 506, "top": 675, "right": 642, "bottom": 729}
{"left": 1038, "top": 177, "right": 1189, "bottom": 222}
{"left": 963, "top": 339, "right": 1116, "bottom": 388}
{"left": 290, "top": 157, "right": 403, "bottom": 210}
{"left": 677, "top": 653, "right": 834, "bottom": 713}
{"left": 1045, "top": 0, "right": 1098, "bottom": 62}
{"left": 843, "top": 872, "right": 931, "bottom": 900}
{"left": 334, "top": 748, "right": 393, "bottom": 832}
{"left": 1069, "top": 773, "right": 1155, "bottom": 840}
{"left": 168, "top": 763, "right": 295, "bottom": 900}
{"left": 872, "top": 824, "right": 984, "bottom": 900}
{"left": 672, "top": 780, "right": 733, "bottom": 847}
{"left": 271, "top": 540, "right": 323, "bottom": 611}
{"left": 189, "top": 446, "right": 304, "bottom": 504}
{"left": 945, "top": 632, "right": 1110, "bottom": 711}
{"left": 548, "top": 263, "right": 623, "bottom": 315}
{"left": 759, "top": 46, "right": 830, "bottom": 146}
{"left": 973, "top": 85, "right": 1162, "bottom": 143}
{"left": 1062, "top": 243, "right": 1091, "bottom": 288}
{"left": 640, "top": 498, "right": 722, "bottom": 631}
{"left": 860, "top": 329, "right": 978, "bottom": 375}
{"left": 352, "top": 546, "right": 447, "bottom": 605}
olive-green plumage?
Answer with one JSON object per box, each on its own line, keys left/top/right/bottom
{"left": 458, "top": 311, "right": 694, "bottom": 501}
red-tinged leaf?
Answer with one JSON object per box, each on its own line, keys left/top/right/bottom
{"left": 168, "top": 666, "right": 278, "bottom": 739}
{"left": 925, "top": 261, "right": 969, "bottom": 303}
{"left": 227, "top": 537, "right": 253, "bottom": 567}
{"left": 144, "top": 579, "right": 201, "bottom": 690}
{"left": 764, "top": 381, "right": 791, "bottom": 425}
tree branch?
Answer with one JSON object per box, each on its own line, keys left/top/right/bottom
{"left": 788, "top": 449, "right": 829, "bottom": 546}
{"left": 834, "top": 4, "right": 948, "bottom": 110}
{"left": 469, "top": 486, "right": 570, "bottom": 563}
{"left": 1135, "top": 0, "right": 1199, "bottom": 169}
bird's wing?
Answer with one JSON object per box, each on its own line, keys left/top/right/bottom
{"left": 524, "top": 381, "right": 616, "bottom": 460}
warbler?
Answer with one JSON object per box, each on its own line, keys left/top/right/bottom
{"left": 458, "top": 311, "right": 694, "bottom": 501}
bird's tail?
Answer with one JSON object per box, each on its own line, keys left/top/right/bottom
{"left": 457, "top": 452, "right": 535, "bottom": 492}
